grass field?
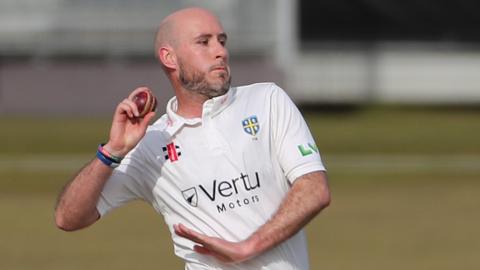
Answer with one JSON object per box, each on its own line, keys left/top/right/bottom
{"left": 1, "top": 106, "right": 479, "bottom": 270}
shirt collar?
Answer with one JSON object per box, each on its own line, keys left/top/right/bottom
{"left": 165, "top": 87, "right": 236, "bottom": 136}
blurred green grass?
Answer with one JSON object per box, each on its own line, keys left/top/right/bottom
{"left": 0, "top": 117, "right": 110, "bottom": 155}
{"left": 1, "top": 106, "right": 479, "bottom": 270}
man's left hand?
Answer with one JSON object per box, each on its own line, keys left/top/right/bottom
{"left": 173, "top": 223, "right": 255, "bottom": 264}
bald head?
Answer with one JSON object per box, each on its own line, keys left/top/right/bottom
{"left": 155, "top": 7, "right": 223, "bottom": 57}
{"left": 154, "top": 7, "right": 231, "bottom": 99}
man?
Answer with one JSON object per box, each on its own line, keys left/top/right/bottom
{"left": 55, "top": 7, "right": 330, "bottom": 270}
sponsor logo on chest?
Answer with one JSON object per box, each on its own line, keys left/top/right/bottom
{"left": 181, "top": 172, "right": 261, "bottom": 214}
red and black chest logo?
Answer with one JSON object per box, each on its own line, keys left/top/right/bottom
{"left": 163, "top": 142, "right": 181, "bottom": 162}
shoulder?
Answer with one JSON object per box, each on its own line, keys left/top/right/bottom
{"left": 235, "top": 82, "right": 280, "bottom": 95}
{"left": 234, "top": 82, "right": 291, "bottom": 105}
{"left": 234, "top": 82, "right": 287, "bottom": 102}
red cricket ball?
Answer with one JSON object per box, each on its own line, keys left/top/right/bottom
{"left": 131, "top": 90, "right": 157, "bottom": 118}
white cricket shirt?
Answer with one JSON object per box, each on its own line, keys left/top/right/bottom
{"left": 97, "top": 82, "right": 326, "bottom": 270}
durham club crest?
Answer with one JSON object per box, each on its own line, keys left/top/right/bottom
{"left": 242, "top": 115, "right": 260, "bottom": 136}
{"left": 182, "top": 187, "right": 198, "bottom": 207}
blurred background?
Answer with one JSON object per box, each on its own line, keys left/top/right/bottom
{"left": 1, "top": 1, "right": 479, "bottom": 269}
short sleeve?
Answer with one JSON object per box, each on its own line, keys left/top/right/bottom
{"left": 270, "top": 84, "right": 326, "bottom": 183}
{"left": 96, "top": 143, "right": 155, "bottom": 217}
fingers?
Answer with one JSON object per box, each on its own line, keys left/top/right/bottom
{"left": 114, "top": 98, "right": 140, "bottom": 119}
{"left": 174, "top": 224, "right": 226, "bottom": 262}
{"left": 174, "top": 223, "right": 205, "bottom": 244}
{"left": 174, "top": 223, "right": 248, "bottom": 263}
{"left": 116, "top": 86, "right": 154, "bottom": 119}
{"left": 193, "top": 245, "right": 212, "bottom": 255}
{"left": 126, "top": 86, "right": 156, "bottom": 119}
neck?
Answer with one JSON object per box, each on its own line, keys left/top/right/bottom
{"left": 175, "top": 86, "right": 210, "bottom": 118}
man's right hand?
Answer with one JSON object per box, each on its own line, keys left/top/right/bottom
{"left": 103, "top": 87, "right": 157, "bottom": 157}
{"left": 55, "top": 87, "right": 157, "bottom": 231}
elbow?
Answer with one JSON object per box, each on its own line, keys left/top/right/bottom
{"left": 55, "top": 218, "right": 71, "bottom": 232}
{"left": 55, "top": 210, "right": 82, "bottom": 232}
{"left": 321, "top": 191, "right": 331, "bottom": 209}
{"left": 314, "top": 190, "right": 331, "bottom": 214}
{"left": 55, "top": 208, "right": 99, "bottom": 232}
{"left": 55, "top": 212, "right": 74, "bottom": 232}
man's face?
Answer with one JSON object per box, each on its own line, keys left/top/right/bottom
{"left": 174, "top": 16, "right": 231, "bottom": 98}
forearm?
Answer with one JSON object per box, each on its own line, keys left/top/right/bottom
{"left": 55, "top": 158, "right": 113, "bottom": 231}
{"left": 246, "top": 171, "right": 331, "bottom": 256}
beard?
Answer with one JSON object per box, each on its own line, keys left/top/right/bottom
{"left": 178, "top": 59, "right": 231, "bottom": 99}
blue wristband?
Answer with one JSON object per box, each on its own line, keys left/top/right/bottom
{"left": 98, "top": 144, "right": 124, "bottom": 163}
{"left": 96, "top": 148, "right": 120, "bottom": 168}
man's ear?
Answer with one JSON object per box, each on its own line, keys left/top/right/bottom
{"left": 158, "top": 46, "right": 177, "bottom": 70}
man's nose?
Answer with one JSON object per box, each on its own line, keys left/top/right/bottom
{"left": 213, "top": 41, "right": 228, "bottom": 60}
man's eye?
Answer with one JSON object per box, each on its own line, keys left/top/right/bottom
{"left": 198, "top": 39, "right": 208, "bottom": 45}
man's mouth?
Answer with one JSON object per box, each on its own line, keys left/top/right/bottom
{"left": 210, "top": 65, "right": 228, "bottom": 72}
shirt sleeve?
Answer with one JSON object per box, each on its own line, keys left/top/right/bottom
{"left": 270, "top": 84, "right": 326, "bottom": 184}
{"left": 96, "top": 143, "right": 155, "bottom": 217}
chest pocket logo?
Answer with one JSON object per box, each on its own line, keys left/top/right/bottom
{"left": 242, "top": 115, "right": 260, "bottom": 136}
